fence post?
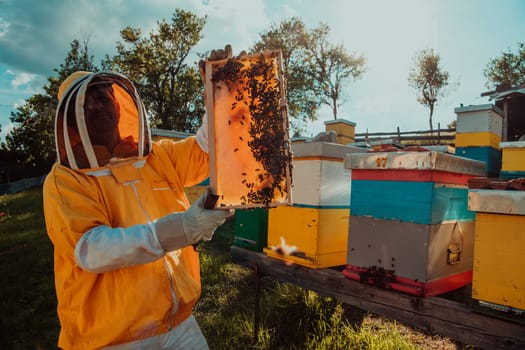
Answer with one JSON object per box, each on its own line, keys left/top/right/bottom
{"left": 397, "top": 127, "right": 401, "bottom": 143}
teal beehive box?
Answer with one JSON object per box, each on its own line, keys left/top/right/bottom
{"left": 233, "top": 208, "right": 268, "bottom": 251}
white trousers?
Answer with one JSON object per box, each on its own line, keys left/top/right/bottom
{"left": 102, "top": 315, "right": 209, "bottom": 350}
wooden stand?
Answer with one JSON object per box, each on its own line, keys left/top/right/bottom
{"left": 230, "top": 246, "right": 525, "bottom": 350}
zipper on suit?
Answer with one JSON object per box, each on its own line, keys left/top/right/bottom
{"left": 129, "top": 181, "right": 179, "bottom": 330}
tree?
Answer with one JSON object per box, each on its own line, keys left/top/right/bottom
{"left": 483, "top": 42, "right": 525, "bottom": 90}
{"left": 108, "top": 9, "right": 206, "bottom": 132}
{"left": 408, "top": 48, "right": 452, "bottom": 134}
{"left": 252, "top": 18, "right": 318, "bottom": 133}
{"left": 304, "top": 23, "right": 366, "bottom": 120}
{"left": 253, "top": 19, "right": 366, "bottom": 131}
{"left": 1, "top": 39, "right": 98, "bottom": 178}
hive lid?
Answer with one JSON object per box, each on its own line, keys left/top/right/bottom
{"left": 468, "top": 189, "right": 525, "bottom": 215}
{"left": 500, "top": 141, "right": 525, "bottom": 148}
{"left": 292, "top": 142, "right": 365, "bottom": 159}
{"left": 454, "top": 103, "right": 504, "bottom": 115}
{"left": 344, "top": 151, "right": 486, "bottom": 176}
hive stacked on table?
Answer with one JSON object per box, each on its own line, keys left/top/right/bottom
{"left": 500, "top": 141, "right": 525, "bottom": 179}
{"left": 264, "top": 142, "right": 364, "bottom": 268}
{"left": 233, "top": 208, "right": 269, "bottom": 252}
{"left": 454, "top": 104, "right": 503, "bottom": 177}
{"left": 343, "top": 150, "right": 486, "bottom": 297}
{"left": 468, "top": 179, "right": 525, "bottom": 323}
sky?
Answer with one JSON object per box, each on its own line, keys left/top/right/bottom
{"left": 0, "top": 0, "right": 524, "bottom": 141}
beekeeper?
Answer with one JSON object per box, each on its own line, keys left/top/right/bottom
{"left": 43, "top": 46, "right": 234, "bottom": 349}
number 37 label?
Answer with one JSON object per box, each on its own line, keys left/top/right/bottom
{"left": 375, "top": 157, "right": 387, "bottom": 168}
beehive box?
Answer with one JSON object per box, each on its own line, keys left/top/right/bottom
{"left": 455, "top": 147, "right": 501, "bottom": 178}
{"left": 344, "top": 216, "right": 475, "bottom": 296}
{"left": 368, "top": 139, "right": 402, "bottom": 151}
{"left": 346, "top": 152, "right": 485, "bottom": 223}
{"left": 454, "top": 104, "right": 503, "bottom": 177}
{"left": 233, "top": 208, "right": 268, "bottom": 252}
{"left": 455, "top": 132, "right": 501, "bottom": 149}
{"left": 324, "top": 119, "right": 356, "bottom": 144}
{"left": 468, "top": 188, "right": 525, "bottom": 320}
{"left": 265, "top": 206, "right": 349, "bottom": 268}
{"left": 454, "top": 104, "right": 503, "bottom": 136}
{"left": 263, "top": 142, "right": 363, "bottom": 268}
{"left": 290, "top": 142, "right": 364, "bottom": 207}
{"left": 205, "top": 50, "right": 292, "bottom": 209}
{"left": 500, "top": 141, "right": 525, "bottom": 179}
{"left": 343, "top": 151, "right": 485, "bottom": 297}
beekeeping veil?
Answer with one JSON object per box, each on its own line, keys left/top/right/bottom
{"left": 55, "top": 71, "right": 151, "bottom": 170}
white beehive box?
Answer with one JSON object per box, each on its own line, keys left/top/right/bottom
{"left": 291, "top": 142, "right": 364, "bottom": 208}
{"left": 454, "top": 104, "right": 503, "bottom": 136}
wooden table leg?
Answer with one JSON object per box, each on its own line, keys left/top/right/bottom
{"left": 253, "top": 262, "right": 262, "bottom": 344}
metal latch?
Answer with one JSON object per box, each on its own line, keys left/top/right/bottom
{"left": 447, "top": 244, "right": 461, "bottom": 264}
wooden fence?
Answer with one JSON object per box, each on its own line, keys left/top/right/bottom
{"left": 355, "top": 124, "right": 456, "bottom": 146}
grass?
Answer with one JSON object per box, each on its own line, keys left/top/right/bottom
{"left": 0, "top": 188, "right": 59, "bottom": 349}
{"left": 0, "top": 187, "right": 461, "bottom": 349}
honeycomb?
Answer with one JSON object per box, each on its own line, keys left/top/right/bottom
{"left": 205, "top": 50, "right": 292, "bottom": 208}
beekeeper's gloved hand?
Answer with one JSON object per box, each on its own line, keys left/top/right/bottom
{"left": 199, "top": 44, "right": 234, "bottom": 83}
{"left": 155, "top": 192, "right": 232, "bottom": 252}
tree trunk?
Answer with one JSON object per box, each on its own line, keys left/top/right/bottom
{"left": 429, "top": 105, "right": 434, "bottom": 136}
{"left": 332, "top": 95, "right": 338, "bottom": 119}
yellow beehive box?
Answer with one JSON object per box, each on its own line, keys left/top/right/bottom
{"left": 455, "top": 131, "right": 501, "bottom": 148}
{"left": 500, "top": 141, "right": 525, "bottom": 174}
{"left": 324, "top": 119, "right": 356, "bottom": 144}
{"left": 264, "top": 206, "right": 349, "bottom": 268}
{"left": 468, "top": 189, "right": 525, "bottom": 313}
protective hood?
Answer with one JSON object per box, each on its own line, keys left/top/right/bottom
{"left": 55, "top": 71, "right": 151, "bottom": 170}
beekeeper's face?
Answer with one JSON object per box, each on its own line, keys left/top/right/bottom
{"left": 84, "top": 83, "right": 120, "bottom": 148}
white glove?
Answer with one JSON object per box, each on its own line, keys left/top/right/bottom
{"left": 198, "top": 44, "right": 234, "bottom": 83}
{"left": 155, "top": 192, "right": 232, "bottom": 251}
{"left": 195, "top": 113, "right": 208, "bottom": 153}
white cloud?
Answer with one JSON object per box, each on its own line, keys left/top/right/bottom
{"left": 10, "top": 71, "right": 36, "bottom": 88}
{"left": 0, "top": 121, "right": 14, "bottom": 141}
{"left": 196, "top": 0, "right": 269, "bottom": 54}
{"left": 0, "top": 0, "right": 524, "bottom": 137}
{"left": 0, "top": 17, "right": 9, "bottom": 38}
